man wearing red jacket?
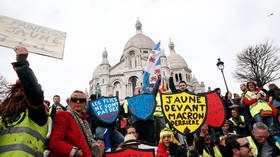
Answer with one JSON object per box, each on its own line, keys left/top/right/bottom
{"left": 49, "top": 90, "right": 99, "bottom": 157}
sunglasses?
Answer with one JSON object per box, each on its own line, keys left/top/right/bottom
{"left": 239, "top": 143, "right": 250, "bottom": 148}
{"left": 71, "top": 97, "right": 86, "bottom": 103}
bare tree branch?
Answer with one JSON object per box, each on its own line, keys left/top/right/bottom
{"left": 234, "top": 42, "right": 280, "bottom": 87}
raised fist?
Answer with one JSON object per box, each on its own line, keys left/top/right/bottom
{"left": 14, "top": 46, "right": 28, "bottom": 61}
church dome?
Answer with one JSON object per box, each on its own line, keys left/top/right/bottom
{"left": 167, "top": 39, "right": 188, "bottom": 69}
{"left": 123, "top": 19, "right": 154, "bottom": 51}
{"left": 92, "top": 65, "right": 102, "bottom": 78}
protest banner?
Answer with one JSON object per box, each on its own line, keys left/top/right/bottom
{"left": 105, "top": 147, "right": 155, "bottom": 157}
{"left": 161, "top": 91, "right": 207, "bottom": 134}
{"left": 0, "top": 15, "right": 66, "bottom": 59}
{"left": 89, "top": 96, "right": 119, "bottom": 124}
{"left": 127, "top": 94, "right": 156, "bottom": 120}
{"left": 203, "top": 91, "right": 226, "bottom": 127}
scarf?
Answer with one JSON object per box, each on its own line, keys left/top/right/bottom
{"left": 70, "top": 111, "right": 100, "bottom": 156}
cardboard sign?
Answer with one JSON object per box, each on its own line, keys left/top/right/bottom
{"left": 203, "top": 91, "right": 226, "bottom": 127}
{"left": 89, "top": 96, "right": 119, "bottom": 124}
{"left": 0, "top": 15, "right": 66, "bottom": 59}
{"left": 161, "top": 92, "right": 207, "bottom": 134}
{"left": 105, "top": 147, "right": 155, "bottom": 157}
{"left": 127, "top": 94, "right": 156, "bottom": 120}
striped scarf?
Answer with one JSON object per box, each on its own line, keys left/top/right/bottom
{"left": 70, "top": 111, "right": 100, "bottom": 156}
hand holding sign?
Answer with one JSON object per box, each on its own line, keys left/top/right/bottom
{"left": 14, "top": 46, "right": 28, "bottom": 61}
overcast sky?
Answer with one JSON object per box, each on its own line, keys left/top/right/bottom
{"left": 0, "top": 0, "right": 280, "bottom": 104}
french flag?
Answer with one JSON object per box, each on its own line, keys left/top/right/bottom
{"left": 142, "top": 42, "right": 161, "bottom": 93}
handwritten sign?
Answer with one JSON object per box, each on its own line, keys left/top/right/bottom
{"left": 127, "top": 94, "right": 156, "bottom": 120}
{"left": 105, "top": 147, "right": 155, "bottom": 157}
{"left": 203, "top": 91, "right": 226, "bottom": 127}
{"left": 89, "top": 96, "right": 119, "bottom": 124}
{"left": 0, "top": 15, "right": 66, "bottom": 59}
{"left": 161, "top": 92, "right": 207, "bottom": 134}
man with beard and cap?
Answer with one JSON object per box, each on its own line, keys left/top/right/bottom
{"left": 0, "top": 46, "right": 49, "bottom": 156}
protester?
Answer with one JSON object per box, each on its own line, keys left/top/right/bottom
{"left": 96, "top": 138, "right": 105, "bottom": 157}
{"left": 224, "top": 91, "right": 239, "bottom": 119}
{"left": 130, "top": 75, "right": 161, "bottom": 145}
{"left": 216, "top": 120, "right": 235, "bottom": 146}
{"left": 169, "top": 71, "right": 189, "bottom": 93}
{"left": 50, "top": 95, "right": 67, "bottom": 119}
{"left": 156, "top": 128, "right": 186, "bottom": 157}
{"left": 195, "top": 124, "right": 223, "bottom": 157}
{"left": 0, "top": 46, "right": 49, "bottom": 156}
{"left": 94, "top": 94, "right": 124, "bottom": 152}
{"left": 225, "top": 135, "right": 253, "bottom": 157}
{"left": 246, "top": 122, "right": 280, "bottom": 157}
{"left": 49, "top": 90, "right": 100, "bottom": 157}
{"left": 229, "top": 108, "right": 248, "bottom": 136}
{"left": 243, "top": 81, "right": 275, "bottom": 134}
{"left": 268, "top": 83, "right": 280, "bottom": 110}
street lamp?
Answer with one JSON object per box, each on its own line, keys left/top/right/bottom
{"left": 216, "top": 58, "right": 229, "bottom": 92}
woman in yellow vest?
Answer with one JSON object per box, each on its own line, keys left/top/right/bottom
{"left": 0, "top": 46, "right": 48, "bottom": 157}
{"left": 243, "top": 81, "right": 275, "bottom": 134}
{"left": 195, "top": 124, "right": 223, "bottom": 157}
{"left": 229, "top": 108, "right": 248, "bottom": 136}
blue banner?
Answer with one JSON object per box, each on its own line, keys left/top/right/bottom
{"left": 89, "top": 96, "right": 119, "bottom": 124}
{"left": 127, "top": 94, "right": 156, "bottom": 120}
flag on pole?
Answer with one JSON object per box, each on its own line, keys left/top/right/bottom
{"left": 142, "top": 42, "right": 161, "bottom": 93}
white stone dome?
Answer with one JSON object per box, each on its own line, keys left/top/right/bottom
{"left": 123, "top": 19, "right": 154, "bottom": 51}
{"left": 124, "top": 33, "right": 155, "bottom": 50}
{"left": 92, "top": 65, "right": 102, "bottom": 78}
{"left": 167, "top": 53, "right": 188, "bottom": 69}
{"left": 167, "top": 39, "right": 188, "bottom": 69}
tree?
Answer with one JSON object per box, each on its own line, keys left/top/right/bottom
{"left": 234, "top": 42, "right": 280, "bottom": 87}
{"left": 0, "top": 75, "right": 9, "bottom": 102}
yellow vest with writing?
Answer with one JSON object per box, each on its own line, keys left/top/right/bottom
{"left": 0, "top": 109, "right": 48, "bottom": 157}
{"left": 245, "top": 91, "right": 271, "bottom": 117}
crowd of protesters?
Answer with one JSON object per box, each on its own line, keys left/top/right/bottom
{"left": 1, "top": 46, "right": 280, "bottom": 157}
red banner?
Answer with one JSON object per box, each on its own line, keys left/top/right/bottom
{"left": 204, "top": 91, "right": 226, "bottom": 127}
{"left": 105, "top": 147, "right": 155, "bottom": 157}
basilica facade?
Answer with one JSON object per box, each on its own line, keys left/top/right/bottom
{"left": 89, "top": 19, "right": 205, "bottom": 101}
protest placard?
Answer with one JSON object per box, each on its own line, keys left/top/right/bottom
{"left": 89, "top": 96, "right": 119, "bottom": 124}
{"left": 105, "top": 147, "right": 155, "bottom": 157}
{"left": 161, "top": 91, "right": 207, "bottom": 134}
{"left": 0, "top": 15, "right": 66, "bottom": 59}
{"left": 127, "top": 94, "right": 156, "bottom": 120}
{"left": 203, "top": 91, "right": 226, "bottom": 127}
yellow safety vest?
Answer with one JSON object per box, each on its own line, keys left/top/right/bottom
{"left": 247, "top": 135, "right": 280, "bottom": 157}
{"left": 0, "top": 109, "right": 48, "bottom": 157}
{"left": 229, "top": 116, "right": 245, "bottom": 126}
{"left": 246, "top": 136, "right": 258, "bottom": 157}
{"left": 245, "top": 91, "right": 272, "bottom": 117}
{"left": 153, "top": 94, "right": 164, "bottom": 117}
{"left": 202, "top": 145, "right": 222, "bottom": 157}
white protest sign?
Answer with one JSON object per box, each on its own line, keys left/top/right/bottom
{"left": 0, "top": 15, "right": 66, "bottom": 59}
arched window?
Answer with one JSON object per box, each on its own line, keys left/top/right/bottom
{"left": 116, "top": 91, "right": 119, "bottom": 97}
{"left": 179, "top": 73, "right": 182, "bottom": 81}
{"left": 129, "top": 76, "right": 138, "bottom": 95}
{"left": 175, "top": 74, "right": 178, "bottom": 82}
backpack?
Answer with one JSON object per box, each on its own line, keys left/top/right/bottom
{"left": 274, "top": 89, "right": 280, "bottom": 101}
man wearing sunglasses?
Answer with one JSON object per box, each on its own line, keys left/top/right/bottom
{"left": 226, "top": 135, "right": 253, "bottom": 157}
{"left": 49, "top": 90, "right": 100, "bottom": 157}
